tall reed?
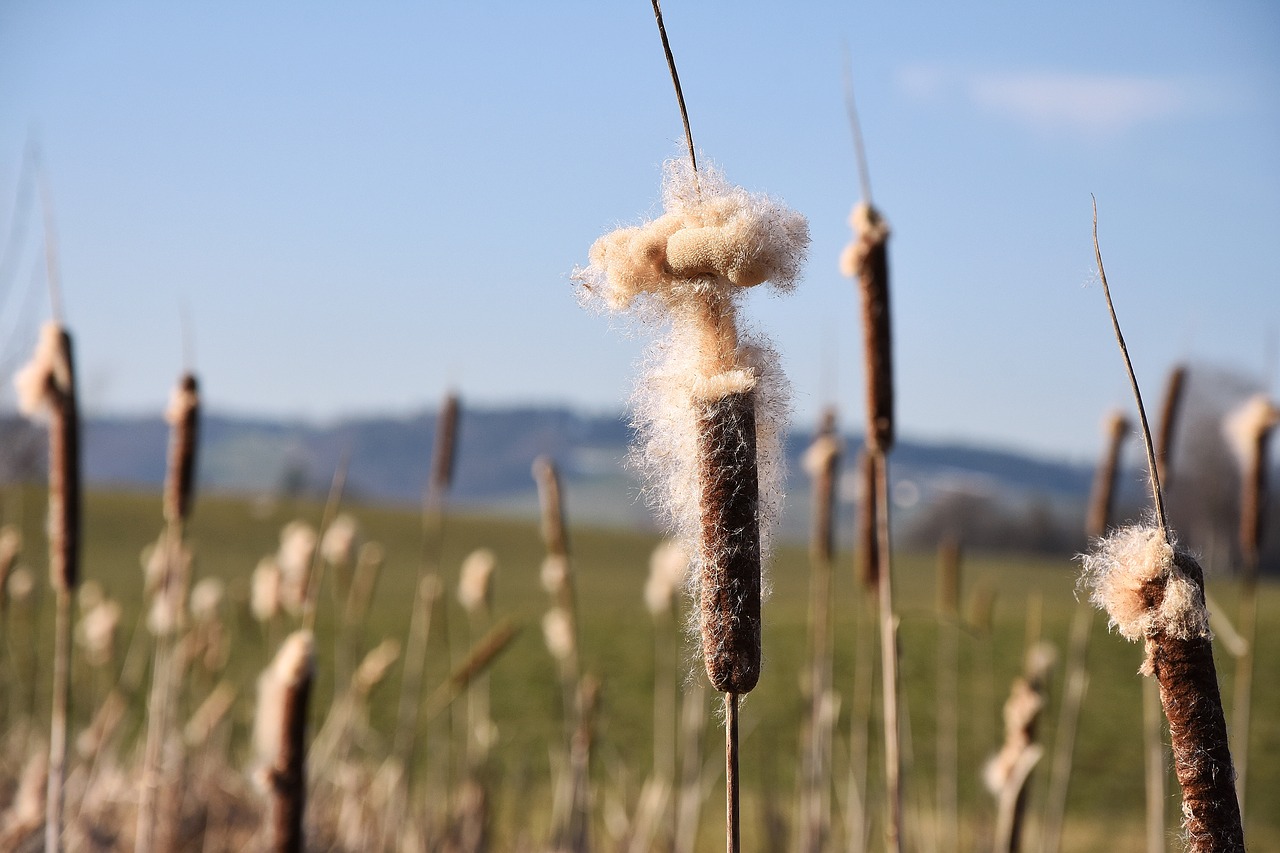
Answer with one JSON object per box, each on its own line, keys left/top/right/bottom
{"left": 1081, "top": 205, "right": 1244, "bottom": 852}
{"left": 15, "top": 321, "right": 80, "bottom": 853}
{"left": 255, "top": 630, "right": 316, "bottom": 853}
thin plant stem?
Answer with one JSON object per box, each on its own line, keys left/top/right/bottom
{"left": 651, "top": 0, "right": 696, "bottom": 174}
{"left": 874, "top": 451, "right": 903, "bottom": 853}
{"left": 1144, "top": 676, "right": 1167, "bottom": 853}
{"left": 726, "top": 692, "right": 741, "bottom": 853}
{"left": 45, "top": 586, "right": 70, "bottom": 853}
{"left": 841, "top": 48, "right": 873, "bottom": 206}
{"left": 1040, "top": 603, "right": 1093, "bottom": 853}
{"left": 1092, "top": 197, "right": 1167, "bottom": 533}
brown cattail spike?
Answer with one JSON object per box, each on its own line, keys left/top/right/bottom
{"left": 1082, "top": 526, "right": 1243, "bottom": 851}
{"left": 256, "top": 630, "right": 315, "bottom": 853}
{"left": 429, "top": 392, "right": 460, "bottom": 503}
{"left": 696, "top": 390, "right": 762, "bottom": 695}
{"left": 803, "top": 410, "right": 841, "bottom": 566}
{"left": 1154, "top": 364, "right": 1187, "bottom": 490}
{"left": 163, "top": 372, "right": 200, "bottom": 524}
{"left": 841, "top": 203, "right": 893, "bottom": 453}
{"left": 1227, "top": 394, "right": 1279, "bottom": 568}
{"left": 1085, "top": 410, "right": 1130, "bottom": 540}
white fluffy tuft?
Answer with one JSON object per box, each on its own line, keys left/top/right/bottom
{"left": 1079, "top": 523, "right": 1210, "bottom": 662}
{"left": 13, "top": 322, "right": 66, "bottom": 418}
{"left": 1223, "top": 393, "right": 1279, "bottom": 469}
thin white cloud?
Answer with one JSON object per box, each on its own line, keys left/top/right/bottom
{"left": 897, "top": 64, "right": 1217, "bottom": 137}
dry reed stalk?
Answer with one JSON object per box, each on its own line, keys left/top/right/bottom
{"left": 934, "top": 537, "right": 961, "bottom": 853}
{"left": 673, "top": 683, "right": 708, "bottom": 853}
{"left": 1086, "top": 409, "right": 1131, "bottom": 540}
{"left": 855, "top": 450, "right": 879, "bottom": 591}
{"left": 798, "top": 416, "right": 840, "bottom": 853}
{"left": 255, "top": 630, "right": 315, "bottom": 853}
{"left": 1082, "top": 204, "right": 1244, "bottom": 851}
{"left": 844, "top": 575, "right": 876, "bottom": 853}
{"left": 458, "top": 548, "right": 498, "bottom": 769}
{"left": 429, "top": 391, "right": 461, "bottom": 509}
{"left": 1039, "top": 603, "right": 1093, "bottom": 853}
{"left": 137, "top": 371, "right": 202, "bottom": 853}
{"left": 1142, "top": 676, "right": 1167, "bottom": 853}
{"left": 15, "top": 321, "right": 80, "bottom": 853}
{"left": 1155, "top": 364, "right": 1187, "bottom": 491}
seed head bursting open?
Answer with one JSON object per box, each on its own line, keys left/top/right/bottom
{"left": 575, "top": 159, "right": 809, "bottom": 693}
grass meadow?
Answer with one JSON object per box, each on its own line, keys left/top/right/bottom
{"left": 1, "top": 484, "right": 1274, "bottom": 850}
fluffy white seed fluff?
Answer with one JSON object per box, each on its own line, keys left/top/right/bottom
{"left": 540, "top": 554, "right": 569, "bottom": 596}
{"left": 645, "top": 539, "right": 689, "bottom": 616}
{"left": 542, "top": 607, "right": 575, "bottom": 663}
{"left": 76, "top": 599, "right": 122, "bottom": 667}
{"left": 838, "top": 202, "right": 890, "bottom": 279}
{"left": 13, "top": 321, "right": 67, "bottom": 418}
{"left": 190, "top": 576, "right": 225, "bottom": 622}
{"left": 320, "top": 513, "right": 360, "bottom": 567}
{"left": 1080, "top": 524, "right": 1210, "bottom": 674}
{"left": 253, "top": 629, "right": 315, "bottom": 776}
{"left": 164, "top": 377, "right": 198, "bottom": 426}
{"left": 574, "top": 158, "right": 808, "bottom": 650}
{"left": 1223, "top": 393, "right": 1279, "bottom": 470}
{"left": 457, "top": 548, "right": 497, "bottom": 614}
{"left": 277, "top": 520, "right": 317, "bottom": 614}
{"left": 251, "top": 557, "right": 282, "bottom": 622}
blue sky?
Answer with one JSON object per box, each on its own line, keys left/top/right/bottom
{"left": 1, "top": 2, "right": 1277, "bottom": 461}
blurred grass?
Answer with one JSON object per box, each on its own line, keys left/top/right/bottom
{"left": 1, "top": 484, "right": 1276, "bottom": 850}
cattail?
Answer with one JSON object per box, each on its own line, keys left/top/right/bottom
{"left": 14, "top": 321, "right": 80, "bottom": 592}
{"left": 7, "top": 564, "right": 35, "bottom": 605}
{"left": 15, "top": 320, "right": 80, "bottom": 853}
{"left": 644, "top": 539, "right": 689, "bottom": 618}
{"left": 252, "top": 557, "right": 283, "bottom": 623}
{"left": 1081, "top": 526, "right": 1243, "bottom": 851}
{"left": 163, "top": 372, "right": 200, "bottom": 524}
{"left": 457, "top": 547, "right": 497, "bottom": 616}
{"left": 254, "top": 629, "right": 315, "bottom": 853}
{"left": 841, "top": 203, "right": 893, "bottom": 453}
{"left": 802, "top": 412, "right": 841, "bottom": 566}
{"left": 1085, "top": 409, "right": 1131, "bottom": 540}
{"left": 76, "top": 597, "right": 122, "bottom": 668}
{"left": 320, "top": 512, "right": 360, "bottom": 569}
{"left": 575, "top": 159, "right": 807, "bottom": 695}
{"left": 1224, "top": 393, "right": 1279, "bottom": 567}
{"left": 936, "top": 535, "right": 961, "bottom": 617}
{"left": 985, "top": 642, "right": 1056, "bottom": 853}
{"left": 429, "top": 392, "right": 461, "bottom": 503}
{"left": 277, "top": 521, "right": 317, "bottom": 616}
{"left": 543, "top": 606, "right": 576, "bottom": 666}
{"left": 1155, "top": 364, "right": 1187, "bottom": 490}
{"left": 190, "top": 576, "right": 225, "bottom": 623}
{"left": 1221, "top": 392, "right": 1278, "bottom": 815}
{"left": 352, "top": 638, "right": 401, "bottom": 697}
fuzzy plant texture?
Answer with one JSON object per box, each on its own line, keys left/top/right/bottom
{"left": 574, "top": 157, "right": 809, "bottom": 666}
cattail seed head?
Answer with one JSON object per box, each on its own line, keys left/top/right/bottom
{"left": 429, "top": 392, "right": 461, "bottom": 500}
{"left": 802, "top": 416, "right": 841, "bottom": 566}
{"left": 1085, "top": 409, "right": 1131, "bottom": 540}
{"left": 254, "top": 629, "right": 315, "bottom": 853}
{"left": 7, "top": 565, "right": 35, "bottom": 605}
{"left": 841, "top": 203, "right": 893, "bottom": 453}
{"left": 163, "top": 372, "right": 200, "bottom": 524}
{"left": 644, "top": 539, "right": 688, "bottom": 617}
{"left": 251, "top": 557, "right": 282, "bottom": 623}
{"left": 542, "top": 606, "right": 575, "bottom": 664}
{"left": 1224, "top": 393, "right": 1279, "bottom": 564}
{"left": 76, "top": 598, "right": 122, "bottom": 667}
{"left": 576, "top": 160, "right": 806, "bottom": 697}
{"left": 1081, "top": 523, "right": 1243, "bottom": 851}
{"left": 277, "top": 520, "right": 317, "bottom": 615}
{"left": 457, "top": 547, "right": 497, "bottom": 615}
{"left": 15, "top": 322, "right": 81, "bottom": 591}
{"left": 353, "top": 638, "right": 401, "bottom": 697}
{"left": 320, "top": 513, "right": 360, "bottom": 568}
{"left": 190, "top": 576, "right": 225, "bottom": 623}
{"left": 1155, "top": 364, "right": 1187, "bottom": 490}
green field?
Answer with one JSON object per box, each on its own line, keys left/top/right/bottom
{"left": 1, "top": 486, "right": 1275, "bottom": 850}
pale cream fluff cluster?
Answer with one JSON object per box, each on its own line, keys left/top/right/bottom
{"left": 253, "top": 629, "right": 314, "bottom": 780}
{"left": 1080, "top": 523, "right": 1210, "bottom": 674}
{"left": 13, "top": 322, "right": 68, "bottom": 418}
{"left": 574, "top": 159, "right": 808, "bottom": 595}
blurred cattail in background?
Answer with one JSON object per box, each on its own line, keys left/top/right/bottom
{"left": 15, "top": 319, "right": 81, "bottom": 853}
{"left": 1154, "top": 364, "right": 1187, "bottom": 491}
{"left": 255, "top": 629, "right": 316, "bottom": 853}
{"left": 1086, "top": 409, "right": 1130, "bottom": 541}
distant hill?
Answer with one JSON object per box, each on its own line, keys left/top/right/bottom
{"left": 52, "top": 404, "right": 1115, "bottom": 545}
